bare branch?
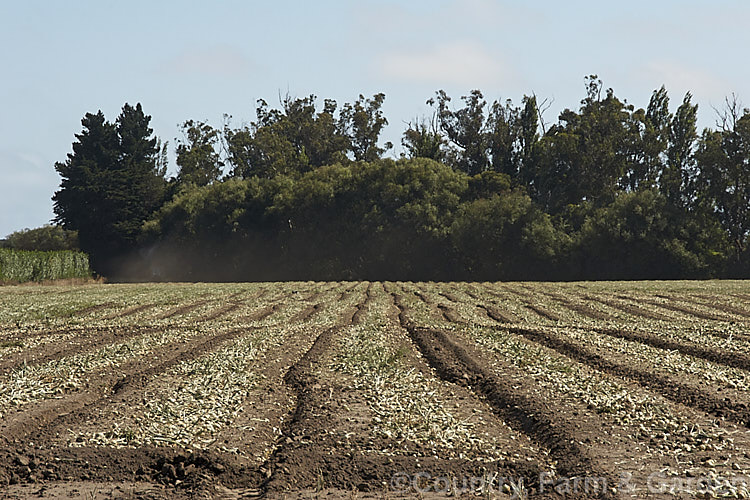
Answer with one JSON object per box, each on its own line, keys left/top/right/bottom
{"left": 533, "top": 92, "right": 554, "bottom": 135}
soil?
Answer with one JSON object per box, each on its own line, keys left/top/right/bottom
{"left": 2, "top": 281, "right": 750, "bottom": 498}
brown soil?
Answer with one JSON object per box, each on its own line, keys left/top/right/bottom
{"left": 477, "top": 303, "right": 520, "bottom": 324}
{"left": 103, "top": 303, "right": 160, "bottom": 320}
{"left": 4, "top": 281, "right": 750, "bottom": 499}
{"left": 683, "top": 294, "right": 750, "bottom": 321}
{"left": 500, "top": 323, "right": 750, "bottom": 428}
{"left": 582, "top": 294, "right": 673, "bottom": 321}
{"left": 395, "top": 309, "right": 616, "bottom": 498}
{"left": 0, "top": 325, "right": 158, "bottom": 376}
{"left": 157, "top": 298, "right": 213, "bottom": 320}
{"left": 589, "top": 325, "right": 750, "bottom": 372}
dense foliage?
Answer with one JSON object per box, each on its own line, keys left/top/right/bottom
{"left": 51, "top": 78, "right": 750, "bottom": 280}
{"left": 2, "top": 225, "right": 79, "bottom": 252}
{"left": 0, "top": 249, "right": 91, "bottom": 282}
{"left": 52, "top": 104, "right": 167, "bottom": 276}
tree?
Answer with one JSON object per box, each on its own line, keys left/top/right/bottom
{"left": 450, "top": 190, "right": 566, "bottom": 280}
{"left": 431, "top": 89, "right": 489, "bottom": 175}
{"left": 5, "top": 225, "right": 79, "bottom": 251}
{"left": 695, "top": 97, "right": 750, "bottom": 260}
{"left": 175, "top": 120, "right": 223, "bottom": 186}
{"left": 401, "top": 114, "right": 445, "bottom": 161}
{"left": 53, "top": 111, "right": 119, "bottom": 267}
{"left": 428, "top": 90, "right": 540, "bottom": 183}
{"left": 663, "top": 93, "right": 698, "bottom": 206}
{"left": 575, "top": 189, "right": 727, "bottom": 279}
{"left": 53, "top": 104, "right": 167, "bottom": 274}
{"left": 339, "top": 93, "right": 392, "bottom": 161}
{"left": 515, "top": 95, "right": 541, "bottom": 182}
{"left": 530, "top": 76, "right": 642, "bottom": 213}
{"left": 225, "top": 95, "right": 349, "bottom": 178}
{"left": 626, "top": 86, "right": 670, "bottom": 191}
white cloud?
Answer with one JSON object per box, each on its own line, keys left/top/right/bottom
{"left": 160, "top": 46, "right": 255, "bottom": 78}
{"left": 640, "top": 60, "right": 728, "bottom": 101}
{"left": 377, "top": 41, "right": 515, "bottom": 88}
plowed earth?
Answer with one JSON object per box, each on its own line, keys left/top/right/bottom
{"left": 1, "top": 280, "right": 750, "bottom": 498}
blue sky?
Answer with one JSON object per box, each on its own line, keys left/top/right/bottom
{"left": 2, "top": 0, "right": 749, "bottom": 237}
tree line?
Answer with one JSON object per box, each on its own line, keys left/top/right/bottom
{"left": 51, "top": 77, "right": 750, "bottom": 280}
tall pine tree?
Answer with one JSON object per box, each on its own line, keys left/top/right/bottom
{"left": 53, "top": 103, "right": 166, "bottom": 275}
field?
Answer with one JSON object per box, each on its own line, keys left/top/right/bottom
{"left": 1, "top": 281, "right": 750, "bottom": 499}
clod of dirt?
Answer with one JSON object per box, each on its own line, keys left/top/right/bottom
{"left": 175, "top": 461, "right": 186, "bottom": 479}
{"left": 161, "top": 462, "right": 177, "bottom": 480}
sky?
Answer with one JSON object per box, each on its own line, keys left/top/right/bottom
{"left": 2, "top": 0, "right": 749, "bottom": 237}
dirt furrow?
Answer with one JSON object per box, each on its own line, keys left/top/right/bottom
{"left": 69, "top": 302, "right": 118, "bottom": 317}
{"left": 351, "top": 282, "right": 373, "bottom": 325}
{"left": 477, "top": 303, "right": 520, "bottom": 324}
{"left": 102, "top": 303, "right": 160, "bottom": 320}
{"left": 499, "top": 324, "right": 750, "bottom": 428}
{"left": 527, "top": 288, "right": 614, "bottom": 322}
{"left": 590, "top": 325, "right": 750, "bottom": 373}
{"left": 523, "top": 303, "right": 561, "bottom": 322}
{"left": 259, "top": 285, "right": 554, "bottom": 498}
{"left": 0, "top": 303, "right": 316, "bottom": 490}
{"left": 0, "top": 326, "right": 158, "bottom": 376}
{"left": 0, "top": 327, "right": 254, "bottom": 448}
{"left": 583, "top": 295, "right": 673, "bottom": 321}
{"left": 196, "top": 301, "right": 244, "bottom": 322}
{"left": 395, "top": 302, "right": 615, "bottom": 498}
{"left": 438, "top": 291, "right": 461, "bottom": 303}
{"left": 682, "top": 294, "right": 750, "bottom": 321}
{"left": 0, "top": 297, "right": 301, "bottom": 447}
{"left": 18, "top": 289, "right": 358, "bottom": 495}
{"left": 635, "top": 296, "right": 729, "bottom": 322}
{"left": 457, "top": 285, "right": 481, "bottom": 300}
{"left": 551, "top": 295, "right": 613, "bottom": 321}
{"left": 259, "top": 324, "right": 342, "bottom": 494}
{"left": 259, "top": 299, "right": 363, "bottom": 495}
{"left": 157, "top": 298, "right": 213, "bottom": 320}
{"left": 288, "top": 303, "right": 323, "bottom": 323}
{"left": 496, "top": 285, "right": 564, "bottom": 322}
{"left": 437, "top": 303, "right": 465, "bottom": 324}
{"left": 241, "top": 303, "right": 281, "bottom": 322}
